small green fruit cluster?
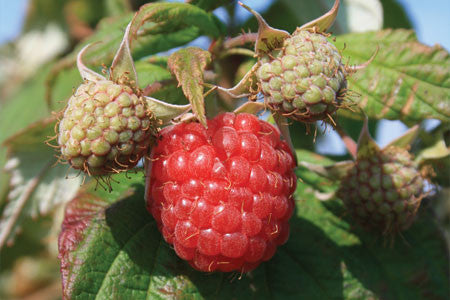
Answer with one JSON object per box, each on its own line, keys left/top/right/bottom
{"left": 58, "top": 80, "right": 157, "bottom": 175}
{"left": 256, "top": 29, "right": 347, "bottom": 123}
{"left": 337, "top": 146, "right": 424, "bottom": 233}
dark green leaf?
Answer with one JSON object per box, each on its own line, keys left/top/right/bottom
{"left": 189, "top": 0, "right": 233, "bottom": 12}
{"left": 380, "top": 0, "right": 413, "bottom": 29}
{"left": 47, "top": 3, "right": 226, "bottom": 106}
{"left": 168, "top": 47, "right": 211, "bottom": 127}
{"left": 59, "top": 150, "right": 449, "bottom": 299}
{"left": 135, "top": 60, "right": 186, "bottom": 105}
{"left": 335, "top": 29, "right": 450, "bottom": 123}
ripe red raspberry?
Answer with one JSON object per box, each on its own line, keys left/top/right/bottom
{"left": 145, "top": 113, "right": 297, "bottom": 273}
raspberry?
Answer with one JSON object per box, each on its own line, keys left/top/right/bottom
{"left": 146, "top": 113, "right": 297, "bottom": 272}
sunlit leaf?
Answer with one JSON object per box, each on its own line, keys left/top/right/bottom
{"left": 335, "top": 29, "right": 450, "bottom": 123}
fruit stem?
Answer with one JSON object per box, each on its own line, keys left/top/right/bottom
{"left": 333, "top": 123, "right": 357, "bottom": 159}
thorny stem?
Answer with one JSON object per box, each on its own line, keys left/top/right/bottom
{"left": 223, "top": 32, "right": 258, "bottom": 49}
{"left": 333, "top": 122, "right": 357, "bottom": 159}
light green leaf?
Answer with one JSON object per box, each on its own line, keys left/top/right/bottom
{"left": 168, "top": 47, "right": 211, "bottom": 127}
{"left": 335, "top": 29, "right": 450, "bottom": 123}
{"left": 0, "top": 118, "right": 82, "bottom": 248}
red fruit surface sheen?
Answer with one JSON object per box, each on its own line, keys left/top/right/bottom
{"left": 146, "top": 113, "right": 297, "bottom": 273}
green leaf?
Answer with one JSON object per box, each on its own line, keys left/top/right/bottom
{"left": 189, "top": 0, "right": 231, "bottom": 11}
{"left": 59, "top": 151, "right": 449, "bottom": 299}
{"left": 168, "top": 47, "right": 211, "bottom": 127}
{"left": 47, "top": 3, "right": 226, "bottom": 105}
{"left": 135, "top": 60, "right": 172, "bottom": 88}
{"left": 130, "top": 2, "right": 225, "bottom": 40}
{"left": 380, "top": 0, "right": 413, "bottom": 29}
{"left": 335, "top": 29, "right": 450, "bottom": 123}
{"left": 0, "top": 118, "right": 82, "bottom": 248}
{"left": 135, "top": 60, "right": 187, "bottom": 105}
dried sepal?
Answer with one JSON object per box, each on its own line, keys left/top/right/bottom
{"left": 110, "top": 22, "right": 138, "bottom": 88}
{"left": 77, "top": 43, "right": 106, "bottom": 82}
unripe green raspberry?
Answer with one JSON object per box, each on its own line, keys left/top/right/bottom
{"left": 337, "top": 146, "right": 425, "bottom": 234}
{"left": 58, "top": 80, "right": 157, "bottom": 175}
{"left": 256, "top": 29, "right": 347, "bottom": 123}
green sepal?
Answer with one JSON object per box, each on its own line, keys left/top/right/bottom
{"left": 238, "top": 1, "right": 289, "bottom": 55}
{"left": 383, "top": 125, "right": 419, "bottom": 150}
{"left": 299, "top": 160, "right": 355, "bottom": 181}
{"left": 356, "top": 117, "right": 381, "bottom": 159}
{"left": 216, "top": 63, "right": 258, "bottom": 98}
{"left": 416, "top": 127, "right": 450, "bottom": 164}
{"left": 233, "top": 101, "right": 265, "bottom": 115}
{"left": 110, "top": 22, "right": 138, "bottom": 88}
{"left": 144, "top": 96, "right": 191, "bottom": 125}
{"left": 299, "top": 0, "right": 340, "bottom": 33}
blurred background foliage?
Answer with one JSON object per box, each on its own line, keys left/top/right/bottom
{"left": 0, "top": 0, "right": 448, "bottom": 299}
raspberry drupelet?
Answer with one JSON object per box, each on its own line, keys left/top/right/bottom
{"left": 145, "top": 113, "right": 297, "bottom": 273}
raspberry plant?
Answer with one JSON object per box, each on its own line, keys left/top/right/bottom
{"left": 0, "top": 0, "right": 449, "bottom": 299}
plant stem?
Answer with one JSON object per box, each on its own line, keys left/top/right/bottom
{"left": 333, "top": 122, "right": 357, "bottom": 159}
{"left": 223, "top": 33, "right": 258, "bottom": 49}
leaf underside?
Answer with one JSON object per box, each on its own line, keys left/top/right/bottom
{"left": 168, "top": 47, "right": 212, "bottom": 128}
